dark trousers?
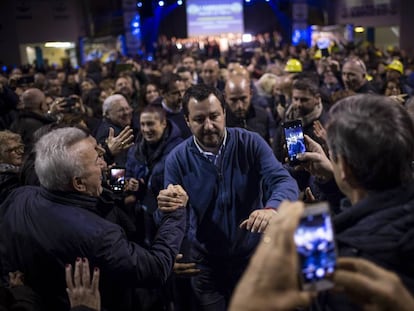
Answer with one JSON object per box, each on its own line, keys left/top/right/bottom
{"left": 190, "top": 259, "right": 247, "bottom": 311}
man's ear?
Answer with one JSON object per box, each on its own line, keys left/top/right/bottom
{"left": 72, "top": 176, "right": 86, "bottom": 193}
{"left": 337, "top": 155, "right": 358, "bottom": 187}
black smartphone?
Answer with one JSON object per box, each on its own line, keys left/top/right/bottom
{"left": 294, "top": 202, "right": 337, "bottom": 291}
{"left": 17, "top": 75, "right": 35, "bottom": 86}
{"left": 109, "top": 167, "right": 126, "bottom": 192}
{"left": 279, "top": 94, "right": 286, "bottom": 107}
{"left": 320, "top": 48, "right": 330, "bottom": 58}
{"left": 282, "top": 120, "right": 306, "bottom": 166}
{"left": 61, "top": 97, "right": 77, "bottom": 112}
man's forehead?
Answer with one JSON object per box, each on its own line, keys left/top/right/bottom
{"left": 343, "top": 62, "right": 365, "bottom": 74}
{"left": 140, "top": 112, "right": 160, "bottom": 121}
{"left": 292, "top": 89, "right": 313, "bottom": 96}
{"left": 112, "top": 98, "right": 128, "bottom": 107}
{"left": 189, "top": 94, "right": 220, "bottom": 108}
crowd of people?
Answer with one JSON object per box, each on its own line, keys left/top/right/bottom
{"left": 0, "top": 33, "right": 414, "bottom": 311}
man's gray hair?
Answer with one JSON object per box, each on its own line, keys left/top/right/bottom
{"left": 35, "top": 127, "right": 89, "bottom": 191}
{"left": 102, "top": 94, "right": 125, "bottom": 116}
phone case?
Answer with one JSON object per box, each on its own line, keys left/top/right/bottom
{"left": 295, "top": 202, "right": 337, "bottom": 291}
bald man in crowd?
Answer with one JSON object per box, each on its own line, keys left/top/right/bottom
{"left": 224, "top": 75, "right": 276, "bottom": 145}
{"left": 10, "top": 88, "right": 54, "bottom": 148}
{"left": 200, "top": 59, "right": 225, "bottom": 91}
{"left": 341, "top": 57, "right": 378, "bottom": 94}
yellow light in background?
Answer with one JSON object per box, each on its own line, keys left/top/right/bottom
{"left": 44, "top": 42, "right": 75, "bottom": 48}
{"left": 354, "top": 26, "right": 365, "bottom": 33}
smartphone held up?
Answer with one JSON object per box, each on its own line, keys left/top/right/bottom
{"left": 109, "top": 167, "right": 126, "bottom": 193}
{"left": 294, "top": 202, "right": 337, "bottom": 291}
{"left": 283, "top": 120, "right": 307, "bottom": 166}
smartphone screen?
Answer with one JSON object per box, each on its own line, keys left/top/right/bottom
{"left": 294, "top": 203, "right": 336, "bottom": 291}
{"left": 283, "top": 120, "right": 306, "bottom": 166}
{"left": 109, "top": 167, "right": 126, "bottom": 192}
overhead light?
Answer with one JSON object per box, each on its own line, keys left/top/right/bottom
{"left": 137, "top": 2, "right": 143, "bottom": 7}
{"left": 354, "top": 26, "right": 365, "bottom": 33}
{"left": 177, "top": 0, "right": 183, "bottom": 5}
{"left": 158, "top": 0, "right": 164, "bottom": 6}
{"left": 44, "top": 42, "right": 75, "bottom": 48}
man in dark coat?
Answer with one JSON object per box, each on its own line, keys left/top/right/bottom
{"left": 94, "top": 94, "right": 135, "bottom": 166}
{"left": 9, "top": 88, "right": 54, "bottom": 149}
{"left": 0, "top": 127, "right": 187, "bottom": 311}
{"left": 224, "top": 75, "right": 276, "bottom": 146}
{"left": 297, "top": 94, "right": 414, "bottom": 310}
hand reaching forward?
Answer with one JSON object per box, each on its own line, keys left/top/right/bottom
{"left": 240, "top": 209, "right": 277, "bottom": 233}
{"left": 173, "top": 254, "right": 201, "bottom": 277}
{"left": 66, "top": 258, "right": 101, "bottom": 311}
{"left": 230, "top": 201, "right": 313, "bottom": 311}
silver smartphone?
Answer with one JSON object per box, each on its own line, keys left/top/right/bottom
{"left": 294, "top": 202, "right": 337, "bottom": 291}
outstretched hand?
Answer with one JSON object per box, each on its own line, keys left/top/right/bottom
{"left": 173, "top": 254, "right": 200, "bottom": 277}
{"left": 239, "top": 209, "right": 277, "bottom": 233}
{"left": 230, "top": 201, "right": 314, "bottom": 311}
{"left": 106, "top": 126, "right": 134, "bottom": 156}
{"left": 65, "top": 258, "right": 101, "bottom": 311}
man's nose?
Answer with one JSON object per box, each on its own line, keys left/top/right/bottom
{"left": 204, "top": 118, "right": 213, "bottom": 129}
{"left": 235, "top": 100, "right": 244, "bottom": 110}
{"left": 292, "top": 99, "right": 301, "bottom": 108}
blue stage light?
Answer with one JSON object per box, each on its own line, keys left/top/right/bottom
{"left": 158, "top": 0, "right": 164, "bottom": 6}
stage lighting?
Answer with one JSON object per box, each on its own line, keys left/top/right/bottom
{"left": 137, "top": 2, "right": 142, "bottom": 7}
{"left": 245, "top": 0, "right": 251, "bottom": 3}
{"left": 177, "top": 0, "right": 183, "bottom": 5}
{"left": 158, "top": 0, "right": 164, "bottom": 6}
{"left": 242, "top": 33, "right": 252, "bottom": 43}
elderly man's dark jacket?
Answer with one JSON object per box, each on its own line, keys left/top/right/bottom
{"left": 313, "top": 184, "right": 414, "bottom": 311}
{"left": 0, "top": 186, "right": 186, "bottom": 311}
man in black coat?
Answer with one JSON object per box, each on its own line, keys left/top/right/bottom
{"left": 224, "top": 75, "right": 276, "bottom": 146}
{"left": 297, "top": 94, "right": 414, "bottom": 310}
{"left": 9, "top": 88, "right": 54, "bottom": 149}
{"left": 0, "top": 127, "right": 187, "bottom": 311}
{"left": 94, "top": 94, "right": 135, "bottom": 166}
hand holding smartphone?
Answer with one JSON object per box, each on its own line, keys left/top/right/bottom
{"left": 109, "top": 167, "right": 126, "bottom": 192}
{"left": 294, "top": 202, "right": 337, "bottom": 291}
{"left": 283, "top": 120, "right": 307, "bottom": 166}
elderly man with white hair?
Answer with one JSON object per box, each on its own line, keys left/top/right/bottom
{"left": 94, "top": 94, "right": 135, "bottom": 166}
